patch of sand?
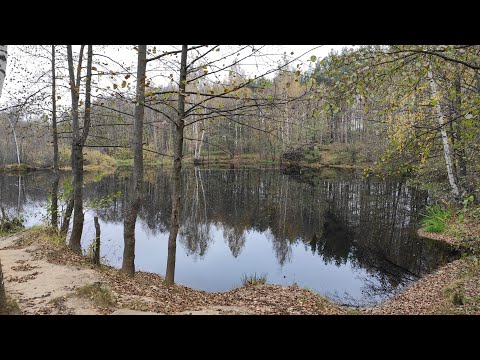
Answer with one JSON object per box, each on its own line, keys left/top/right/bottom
{"left": 1, "top": 234, "right": 102, "bottom": 314}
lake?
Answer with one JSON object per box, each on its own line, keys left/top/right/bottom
{"left": 0, "top": 166, "right": 457, "bottom": 306}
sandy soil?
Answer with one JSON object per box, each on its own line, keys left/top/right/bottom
{"left": 1, "top": 234, "right": 103, "bottom": 314}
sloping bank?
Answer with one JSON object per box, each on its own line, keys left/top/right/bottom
{"left": 366, "top": 230, "right": 480, "bottom": 315}
{"left": 1, "top": 227, "right": 478, "bottom": 315}
{"left": 0, "top": 228, "right": 346, "bottom": 315}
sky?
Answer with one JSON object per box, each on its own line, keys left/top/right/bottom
{"left": 0, "top": 45, "right": 354, "bottom": 111}
{"left": 267, "top": 45, "right": 352, "bottom": 67}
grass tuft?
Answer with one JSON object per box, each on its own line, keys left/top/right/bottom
{"left": 443, "top": 280, "right": 466, "bottom": 306}
{"left": 421, "top": 206, "right": 451, "bottom": 233}
{"left": 0, "top": 215, "right": 25, "bottom": 236}
{"left": 241, "top": 272, "right": 267, "bottom": 286}
{"left": 76, "top": 282, "right": 116, "bottom": 309}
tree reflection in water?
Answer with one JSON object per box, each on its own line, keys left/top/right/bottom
{"left": 0, "top": 167, "right": 458, "bottom": 305}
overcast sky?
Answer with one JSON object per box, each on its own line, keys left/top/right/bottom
{"left": 0, "top": 45, "right": 354, "bottom": 110}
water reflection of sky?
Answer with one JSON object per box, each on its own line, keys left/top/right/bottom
{"left": 77, "top": 214, "right": 380, "bottom": 300}
{"left": 17, "top": 203, "right": 392, "bottom": 305}
{"left": 0, "top": 170, "right": 454, "bottom": 306}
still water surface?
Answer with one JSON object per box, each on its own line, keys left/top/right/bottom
{"left": 0, "top": 167, "right": 456, "bottom": 306}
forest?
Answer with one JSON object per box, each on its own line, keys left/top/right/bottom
{"left": 0, "top": 45, "right": 479, "bottom": 315}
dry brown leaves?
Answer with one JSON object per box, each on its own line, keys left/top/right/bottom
{"left": 9, "top": 228, "right": 480, "bottom": 315}
{"left": 11, "top": 264, "right": 38, "bottom": 272}
{"left": 213, "top": 284, "right": 347, "bottom": 315}
{"left": 368, "top": 258, "right": 480, "bottom": 315}
{"left": 7, "top": 271, "right": 40, "bottom": 283}
{"left": 97, "top": 268, "right": 346, "bottom": 314}
{"left": 417, "top": 229, "right": 457, "bottom": 246}
{"left": 11, "top": 229, "right": 343, "bottom": 315}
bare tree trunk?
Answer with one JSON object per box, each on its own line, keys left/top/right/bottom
{"left": 122, "top": 45, "right": 147, "bottom": 276}
{"left": 165, "top": 45, "right": 187, "bottom": 286}
{"left": 52, "top": 45, "right": 59, "bottom": 172}
{"left": 0, "top": 258, "right": 5, "bottom": 295}
{"left": 68, "top": 99, "right": 85, "bottom": 249}
{"left": 17, "top": 176, "right": 22, "bottom": 211}
{"left": 0, "top": 45, "right": 7, "bottom": 98}
{"left": 66, "top": 45, "right": 85, "bottom": 253}
{"left": 93, "top": 216, "right": 101, "bottom": 266}
{"left": 330, "top": 106, "right": 334, "bottom": 143}
{"left": 6, "top": 115, "right": 20, "bottom": 165}
{"left": 51, "top": 45, "right": 59, "bottom": 229}
{"left": 449, "top": 120, "right": 458, "bottom": 179}
{"left": 0, "top": 46, "right": 6, "bottom": 174}
{"left": 69, "top": 45, "right": 93, "bottom": 253}
{"left": 193, "top": 117, "right": 199, "bottom": 160}
{"left": 427, "top": 63, "right": 460, "bottom": 198}
{"left": 454, "top": 73, "right": 467, "bottom": 179}
{"left": 198, "top": 125, "right": 205, "bottom": 159}
{"left": 0, "top": 258, "right": 6, "bottom": 312}
{"left": 51, "top": 173, "right": 59, "bottom": 229}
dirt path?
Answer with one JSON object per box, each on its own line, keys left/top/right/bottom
{"left": 1, "top": 234, "right": 103, "bottom": 314}
{"left": 0, "top": 232, "right": 260, "bottom": 315}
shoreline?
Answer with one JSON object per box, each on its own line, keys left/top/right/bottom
{"left": 0, "top": 229, "right": 347, "bottom": 315}
{"left": 366, "top": 227, "right": 480, "bottom": 315}
{"left": 2, "top": 225, "right": 479, "bottom": 315}
{"left": 417, "top": 229, "right": 459, "bottom": 246}
{"left": 0, "top": 156, "right": 367, "bottom": 175}
{"left": 0, "top": 164, "right": 116, "bottom": 174}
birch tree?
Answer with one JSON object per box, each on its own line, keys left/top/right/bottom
{"left": 0, "top": 45, "right": 6, "bottom": 98}
{"left": 324, "top": 45, "right": 480, "bottom": 199}
{"left": 427, "top": 61, "right": 460, "bottom": 197}
{"left": 0, "top": 45, "right": 6, "bottom": 311}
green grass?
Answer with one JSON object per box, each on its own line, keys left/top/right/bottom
{"left": 22, "top": 226, "right": 66, "bottom": 247}
{"left": 76, "top": 282, "right": 116, "bottom": 309}
{"left": 115, "top": 158, "right": 172, "bottom": 167}
{"left": 59, "top": 147, "right": 117, "bottom": 171}
{"left": 421, "top": 206, "right": 451, "bottom": 233}
{"left": 241, "top": 272, "right": 267, "bottom": 286}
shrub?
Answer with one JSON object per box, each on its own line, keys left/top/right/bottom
{"left": 58, "top": 146, "right": 116, "bottom": 170}
{"left": 84, "top": 149, "right": 116, "bottom": 169}
{"left": 421, "top": 206, "right": 451, "bottom": 233}
{"left": 304, "top": 146, "right": 321, "bottom": 163}
{"left": 0, "top": 213, "right": 25, "bottom": 235}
